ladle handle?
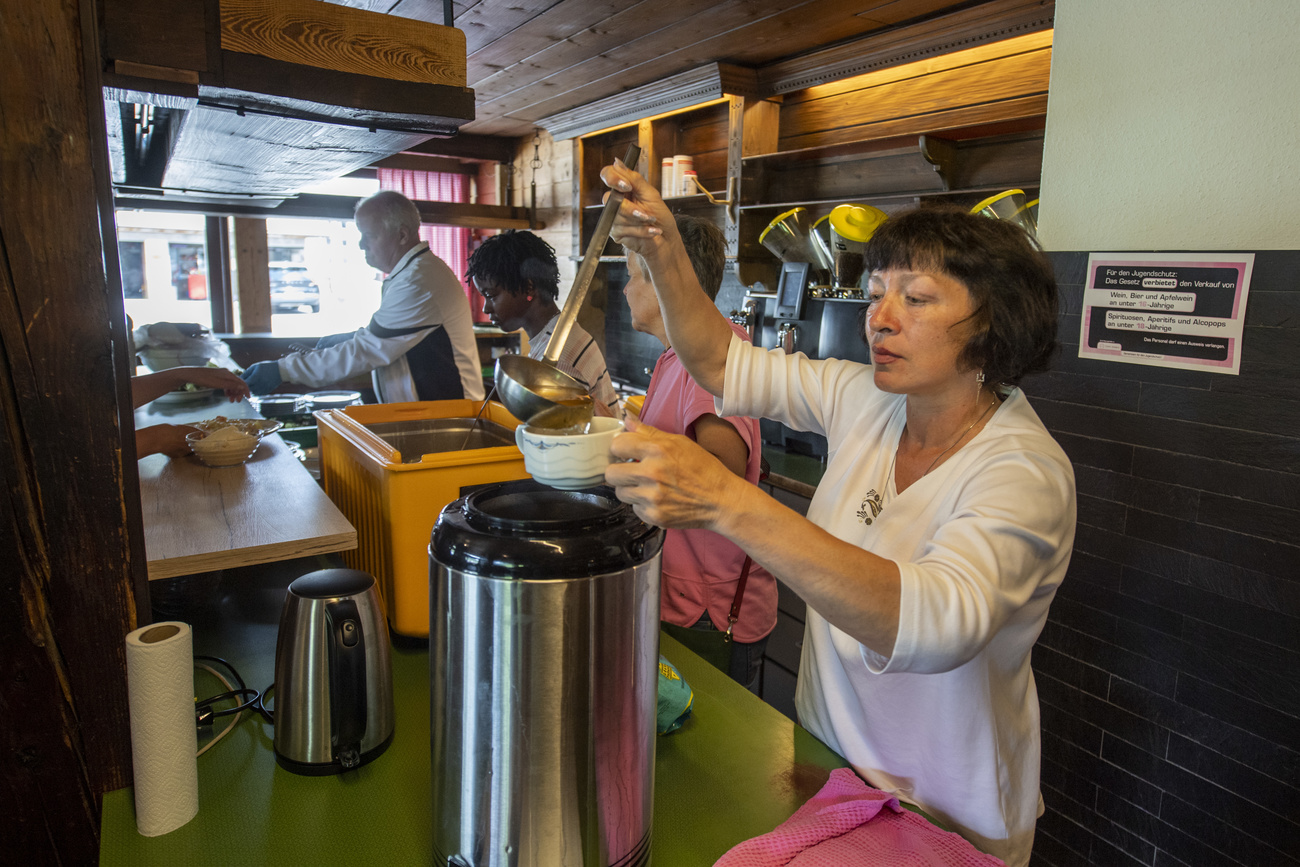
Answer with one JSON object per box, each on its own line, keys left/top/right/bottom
{"left": 543, "top": 143, "right": 641, "bottom": 366}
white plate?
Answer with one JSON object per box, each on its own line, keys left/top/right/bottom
{"left": 151, "top": 387, "right": 217, "bottom": 406}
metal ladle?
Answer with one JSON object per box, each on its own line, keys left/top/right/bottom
{"left": 494, "top": 143, "right": 641, "bottom": 431}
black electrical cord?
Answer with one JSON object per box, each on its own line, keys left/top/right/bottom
{"left": 193, "top": 655, "right": 262, "bottom": 724}
{"left": 253, "top": 683, "right": 276, "bottom": 724}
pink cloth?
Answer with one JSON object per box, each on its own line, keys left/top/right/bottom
{"left": 714, "top": 768, "right": 1006, "bottom": 867}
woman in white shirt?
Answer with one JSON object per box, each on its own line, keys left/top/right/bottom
{"left": 600, "top": 162, "right": 1075, "bottom": 867}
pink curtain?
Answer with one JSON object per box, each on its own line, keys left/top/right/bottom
{"left": 377, "top": 168, "right": 489, "bottom": 323}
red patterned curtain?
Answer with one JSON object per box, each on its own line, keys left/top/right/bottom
{"left": 376, "top": 168, "right": 489, "bottom": 323}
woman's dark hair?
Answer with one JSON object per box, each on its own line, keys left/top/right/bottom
{"left": 861, "top": 205, "right": 1059, "bottom": 388}
{"left": 465, "top": 230, "right": 560, "bottom": 300}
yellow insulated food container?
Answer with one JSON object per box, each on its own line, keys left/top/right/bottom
{"left": 316, "top": 399, "right": 530, "bottom": 637}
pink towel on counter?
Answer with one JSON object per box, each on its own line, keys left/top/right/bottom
{"left": 714, "top": 768, "right": 1006, "bottom": 867}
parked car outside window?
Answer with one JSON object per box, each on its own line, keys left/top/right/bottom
{"left": 269, "top": 263, "right": 321, "bottom": 313}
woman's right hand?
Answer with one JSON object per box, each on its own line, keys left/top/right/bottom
{"left": 600, "top": 161, "right": 676, "bottom": 261}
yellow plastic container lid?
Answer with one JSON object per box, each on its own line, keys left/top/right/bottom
{"left": 970, "top": 189, "right": 1025, "bottom": 216}
{"left": 758, "top": 206, "right": 809, "bottom": 245}
{"left": 828, "top": 204, "right": 888, "bottom": 243}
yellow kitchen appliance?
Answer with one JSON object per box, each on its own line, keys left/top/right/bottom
{"left": 316, "top": 399, "right": 529, "bottom": 637}
{"left": 828, "top": 204, "right": 887, "bottom": 290}
{"left": 970, "top": 189, "right": 1038, "bottom": 240}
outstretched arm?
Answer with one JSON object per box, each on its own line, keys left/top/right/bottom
{"left": 132, "top": 366, "right": 250, "bottom": 407}
{"left": 607, "top": 420, "right": 902, "bottom": 656}
{"left": 601, "top": 161, "right": 734, "bottom": 398}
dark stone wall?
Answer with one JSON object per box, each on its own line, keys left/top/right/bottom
{"left": 602, "top": 250, "right": 1300, "bottom": 866}
{"left": 1028, "top": 251, "right": 1300, "bottom": 867}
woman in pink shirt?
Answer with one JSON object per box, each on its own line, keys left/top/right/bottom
{"left": 625, "top": 214, "right": 776, "bottom": 688}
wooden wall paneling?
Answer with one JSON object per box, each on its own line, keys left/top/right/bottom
{"left": 777, "top": 48, "right": 1052, "bottom": 151}
{"left": 234, "top": 218, "right": 273, "bottom": 332}
{"left": 2, "top": 0, "right": 146, "bottom": 858}
{"left": 741, "top": 97, "right": 781, "bottom": 157}
{"left": 675, "top": 104, "right": 730, "bottom": 191}
{"left": 759, "top": 0, "right": 1054, "bottom": 94}
{"left": 775, "top": 30, "right": 1052, "bottom": 108}
{"left": 781, "top": 97, "right": 1050, "bottom": 153}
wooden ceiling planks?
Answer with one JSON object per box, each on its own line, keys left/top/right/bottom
{"left": 326, "top": 0, "right": 1040, "bottom": 137}
{"left": 470, "top": 0, "right": 885, "bottom": 121}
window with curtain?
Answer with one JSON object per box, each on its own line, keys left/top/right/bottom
{"left": 377, "top": 168, "right": 489, "bottom": 324}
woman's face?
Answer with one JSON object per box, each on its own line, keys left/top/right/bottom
{"left": 473, "top": 276, "right": 531, "bottom": 334}
{"left": 865, "top": 267, "right": 978, "bottom": 398}
{"left": 623, "top": 253, "right": 662, "bottom": 336}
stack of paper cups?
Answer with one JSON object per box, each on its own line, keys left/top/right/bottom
{"left": 681, "top": 170, "right": 699, "bottom": 196}
{"left": 125, "top": 621, "right": 199, "bottom": 836}
{"left": 672, "top": 155, "right": 693, "bottom": 198}
{"left": 660, "top": 158, "right": 674, "bottom": 197}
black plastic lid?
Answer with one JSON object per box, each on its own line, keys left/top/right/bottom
{"left": 430, "top": 479, "right": 664, "bottom": 580}
{"left": 288, "top": 568, "right": 374, "bottom": 599}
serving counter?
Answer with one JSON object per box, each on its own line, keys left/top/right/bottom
{"left": 134, "top": 395, "right": 356, "bottom": 580}
{"left": 99, "top": 556, "right": 850, "bottom": 865}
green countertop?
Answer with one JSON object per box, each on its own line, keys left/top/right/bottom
{"left": 761, "top": 446, "right": 825, "bottom": 497}
{"left": 100, "top": 564, "right": 848, "bottom": 866}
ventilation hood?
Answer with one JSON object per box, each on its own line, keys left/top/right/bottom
{"left": 101, "top": 0, "right": 474, "bottom": 209}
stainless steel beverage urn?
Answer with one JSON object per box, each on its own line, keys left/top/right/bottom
{"left": 429, "top": 480, "right": 664, "bottom": 867}
{"left": 273, "top": 568, "right": 394, "bottom": 775}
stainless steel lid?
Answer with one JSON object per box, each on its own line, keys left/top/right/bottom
{"left": 430, "top": 479, "right": 663, "bottom": 579}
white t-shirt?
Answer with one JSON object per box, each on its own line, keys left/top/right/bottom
{"left": 278, "top": 243, "right": 484, "bottom": 403}
{"left": 720, "top": 335, "right": 1076, "bottom": 867}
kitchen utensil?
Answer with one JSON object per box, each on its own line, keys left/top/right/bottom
{"left": 828, "top": 204, "right": 887, "bottom": 288}
{"left": 429, "top": 479, "right": 664, "bottom": 867}
{"left": 759, "top": 207, "right": 835, "bottom": 275}
{"left": 494, "top": 144, "right": 641, "bottom": 429}
{"left": 273, "top": 568, "right": 394, "bottom": 775}
{"left": 253, "top": 394, "right": 305, "bottom": 418}
{"left": 515, "top": 416, "right": 624, "bottom": 489}
{"left": 494, "top": 355, "right": 592, "bottom": 430}
{"left": 303, "top": 390, "right": 362, "bottom": 412}
{"left": 970, "top": 189, "right": 1037, "bottom": 239}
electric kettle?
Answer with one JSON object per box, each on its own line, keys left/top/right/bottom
{"left": 273, "top": 568, "right": 394, "bottom": 775}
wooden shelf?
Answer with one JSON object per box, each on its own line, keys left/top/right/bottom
{"left": 737, "top": 183, "right": 1040, "bottom": 212}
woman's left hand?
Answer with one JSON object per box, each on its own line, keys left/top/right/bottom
{"left": 605, "top": 418, "right": 741, "bottom": 531}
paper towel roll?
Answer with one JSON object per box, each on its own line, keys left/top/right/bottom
{"left": 125, "top": 621, "right": 199, "bottom": 836}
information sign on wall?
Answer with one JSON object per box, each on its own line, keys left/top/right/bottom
{"left": 1078, "top": 253, "right": 1254, "bottom": 374}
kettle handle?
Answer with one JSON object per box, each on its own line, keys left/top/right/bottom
{"left": 326, "top": 597, "right": 367, "bottom": 768}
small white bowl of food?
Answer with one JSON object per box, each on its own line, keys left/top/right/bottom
{"left": 186, "top": 426, "right": 261, "bottom": 468}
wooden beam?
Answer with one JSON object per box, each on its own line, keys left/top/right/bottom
{"left": 234, "top": 217, "right": 273, "bottom": 332}
{"left": 404, "top": 132, "right": 519, "bottom": 163}
{"left": 369, "top": 153, "right": 478, "bottom": 174}
{"left": 220, "top": 0, "right": 467, "bottom": 87}
{"left": 114, "top": 193, "right": 536, "bottom": 228}
{"left": 537, "top": 63, "right": 760, "bottom": 141}
{"left": 2, "top": 0, "right": 146, "bottom": 858}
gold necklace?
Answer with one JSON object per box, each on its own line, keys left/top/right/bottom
{"left": 910, "top": 396, "right": 998, "bottom": 478}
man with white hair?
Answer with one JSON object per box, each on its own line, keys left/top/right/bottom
{"left": 242, "top": 190, "right": 484, "bottom": 403}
